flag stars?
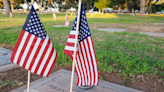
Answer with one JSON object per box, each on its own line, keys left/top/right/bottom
{"left": 31, "top": 16, "right": 33, "bottom": 18}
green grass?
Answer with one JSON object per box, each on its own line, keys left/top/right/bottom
{"left": 0, "top": 13, "right": 164, "bottom": 80}
{"left": 0, "top": 13, "right": 163, "bottom": 28}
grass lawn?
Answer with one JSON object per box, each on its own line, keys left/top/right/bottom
{"left": 0, "top": 13, "right": 164, "bottom": 91}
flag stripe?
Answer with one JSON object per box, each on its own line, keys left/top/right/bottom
{"left": 28, "top": 39, "right": 44, "bottom": 71}
{"left": 75, "top": 57, "right": 82, "bottom": 86}
{"left": 17, "top": 33, "right": 31, "bottom": 65}
{"left": 76, "top": 54, "right": 85, "bottom": 85}
{"left": 23, "top": 36, "right": 37, "bottom": 68}
{"left": 13, "top": 31, "right": 29, "bottom": 64}
{"left": 40, "top": 47, "right": 54, "bottom": 76}
{"left": 20, "top": 35, "right": 35, "bottom": 66}
{"left": 81, "top": 41, "right": 91, "bottom": 85}
{"left": 31, "top": 36, "right": 49, "bottom": 72}
{"left": 66, "top": 42, "right": 75, "bottom": 47}
{"left": 46, "top": 53, "right": 57, "bottom": 77}
{"left": 37, "top": 41, "right": 53, "bottom": 74}
{"left": 69, "top": 35, "right": 75, "bottom": 39}
{"left": 10, "top": 30, "right": 25, "bottom": 61}
{"left": 89, "top": 36, "right": 99, "bottom": 85}
{"left": 34, "top": 39, "right": 50, "bottom": 74}
{"left": 86, "top": 38, "right": 95, "bottom": 85}
{"left": 25, "top": 38, "right": 41, "bottom": 69}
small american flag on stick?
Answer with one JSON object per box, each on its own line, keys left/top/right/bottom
{"left": 10, "top": 5, "right": 57, "bottom": 77}
{"left": 64, "top": 3, "right": 99, "bottom": 86}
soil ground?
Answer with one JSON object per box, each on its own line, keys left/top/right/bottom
{"left": 0, "top": 65, "right": 164, "bottom": 92}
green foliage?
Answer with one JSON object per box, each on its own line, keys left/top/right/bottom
{"left": 95, "top": 0, "right": 111, "bottom": 9}
{"left": 0, "top": 79, "right": 16, "bottom": 88}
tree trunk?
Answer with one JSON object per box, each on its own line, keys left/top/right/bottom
{"left": 9, "top": 0, "right": 14, "bottom": 12}
{"left": 39, "top": 0, "right": 43, "bottom": 12}
{"left": 118, "top": 6, "right": 121, "bottom": 14}
{"left": 3, "top": 0, "right": 11, "bottom": 15}
{"left": 140, "top": 0, "right": 145, "bottom": 16}
{"left": 99, "top": 9, "right": 101, "bottom": 13}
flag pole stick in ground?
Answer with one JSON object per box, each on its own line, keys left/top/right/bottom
{"left": 27, "top": 71, "right": 30, "bottom": 92}
{"left": 26, "top": 1, "right": 34, "bottom": 92}
{"left": 70, "top": 0, "right": 82, "bottom": 92}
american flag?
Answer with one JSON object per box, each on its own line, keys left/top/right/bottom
{"left": 10, "top": 5, "right": 57, "bottom": 77}
{"left": 64, "top": 3, "right": 99, "bottom": 86}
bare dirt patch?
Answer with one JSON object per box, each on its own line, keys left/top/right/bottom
{"left": 89, "top": 23, "right": 164, "bottom": 33}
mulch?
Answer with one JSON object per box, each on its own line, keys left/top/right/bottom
{"left": 0, "top": 64, "right": 164, "bottom": 92}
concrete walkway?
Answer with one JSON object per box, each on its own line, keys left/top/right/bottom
{"left": 97, "top": 28, "right": 126, "bottom": 32}
{"left": 140, "top": 32, "right": 164, "bottom": 37}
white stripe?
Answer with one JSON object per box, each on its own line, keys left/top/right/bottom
{"left": 19, "top": 35, "right": 35, "bottom": 66}
{"left": 88, "top": 36, "right": 98, "bottom": 85}
{"left": 70, "top": 30, "right": 76, "bottom": 35}
{"left": 65, "top": 46, "right": 74, "bottom": 51}
{"left": 84, "top": 39, "right": 94, "bottom": 85}
{"left": 25, "top": 38, "right": 41, "bottom": 69}
{"left": 43, "top": 49, "right": 56, "bottom": 76}
{"left": 31, "top": 35, "right": 49, "bottom": 73}
{"left": 67, "top": 38, "right": 75, "bottom": 43}
{"left": 13, "top": 32, "right": 28, "bottom": 64}
{"left": 37, "top": 42, "right": 53, "bottom": 75}
{"left": 80, "top": 42, "right": 90, "bottom": 85}
{"left": 74, "top": 56, "right": 82, "bottom": 86}
{"left": 79, "top": 43, "right": 91, "bottom": 85}
{"left": 76, "top": 54, "right": 85, "bottom": 86}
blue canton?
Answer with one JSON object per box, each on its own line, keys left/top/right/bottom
{"left": 71, "top": 4, "right": 91, "bottom": 43}
{"left": 23, "top": 5, "right": 47, "bottom": 40}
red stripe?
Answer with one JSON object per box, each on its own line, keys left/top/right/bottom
{"left": 10, "top": 30, "right": 25, "bottom": 62}
{"left": 64, "top": 50, "right": 74, "bottom": 57}
{"left": 46, "top": 53, "right": 57, "bottom": 77}
{"left": 23, "top": 36, "right": 38, "bottom": 68}
{"left": 34, "top": 39, "right": 51, "bottom": 74}
{"left": 68, "top": 34, "right": 75, "bottom": 39}
{"left": 81, "top": 41, "right": 91, "bottom": 85}
{"left": 40, "top": 47, "right": 54, "bottom": 76}
{"left": 86, "top": 38, "right": 95, "bottom": 85}
{"left": 90, "top": 36, "right": 99, "bottom": 85}
{"left": 17, "top": 33, "right": 31, "bottom": 65}
{"left": 28, "top": 39, "right": 44, "bottom": 70}
{"left": 66, "top": 42, "right": 75, "bottom": 47}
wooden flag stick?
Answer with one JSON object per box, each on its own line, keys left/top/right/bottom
{"left": 27, "top": 1, "right": 34, "bottom": 92}
{"left": 70, "top": 0, "right": 82, "bottom": 92}
{"left": 27, "top": 70, "right": 30, "bottom": 92}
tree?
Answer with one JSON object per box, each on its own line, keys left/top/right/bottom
{"left": 3, "top": 0, "right": 11, "bottom": 15}
{"left": 140, "top": 0, "right": 145, "bottom": 16}
{"left": 83, "top": 0, "right": 97, "bottom": 12}
{"left": 110, "top": 0, "right": 126, "bottom": 13}
{"left": 95, "top": 0, "right": 111, "bottom": 13}
{"left": 127, "top": 0, "right": 140, "bottom": 15}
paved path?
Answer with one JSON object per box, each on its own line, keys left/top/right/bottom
{"left": 140, "top": 32, "right": 164, "bottom": 37}
{"left": 97, "top": 28, "right": 164, "bottom": 37}
{"left": 97, "top": 28, "right": 126, "bottom": 32}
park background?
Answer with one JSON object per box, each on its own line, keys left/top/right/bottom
{"left": 0, "top": 0, "right": 164, "bottom": 92}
